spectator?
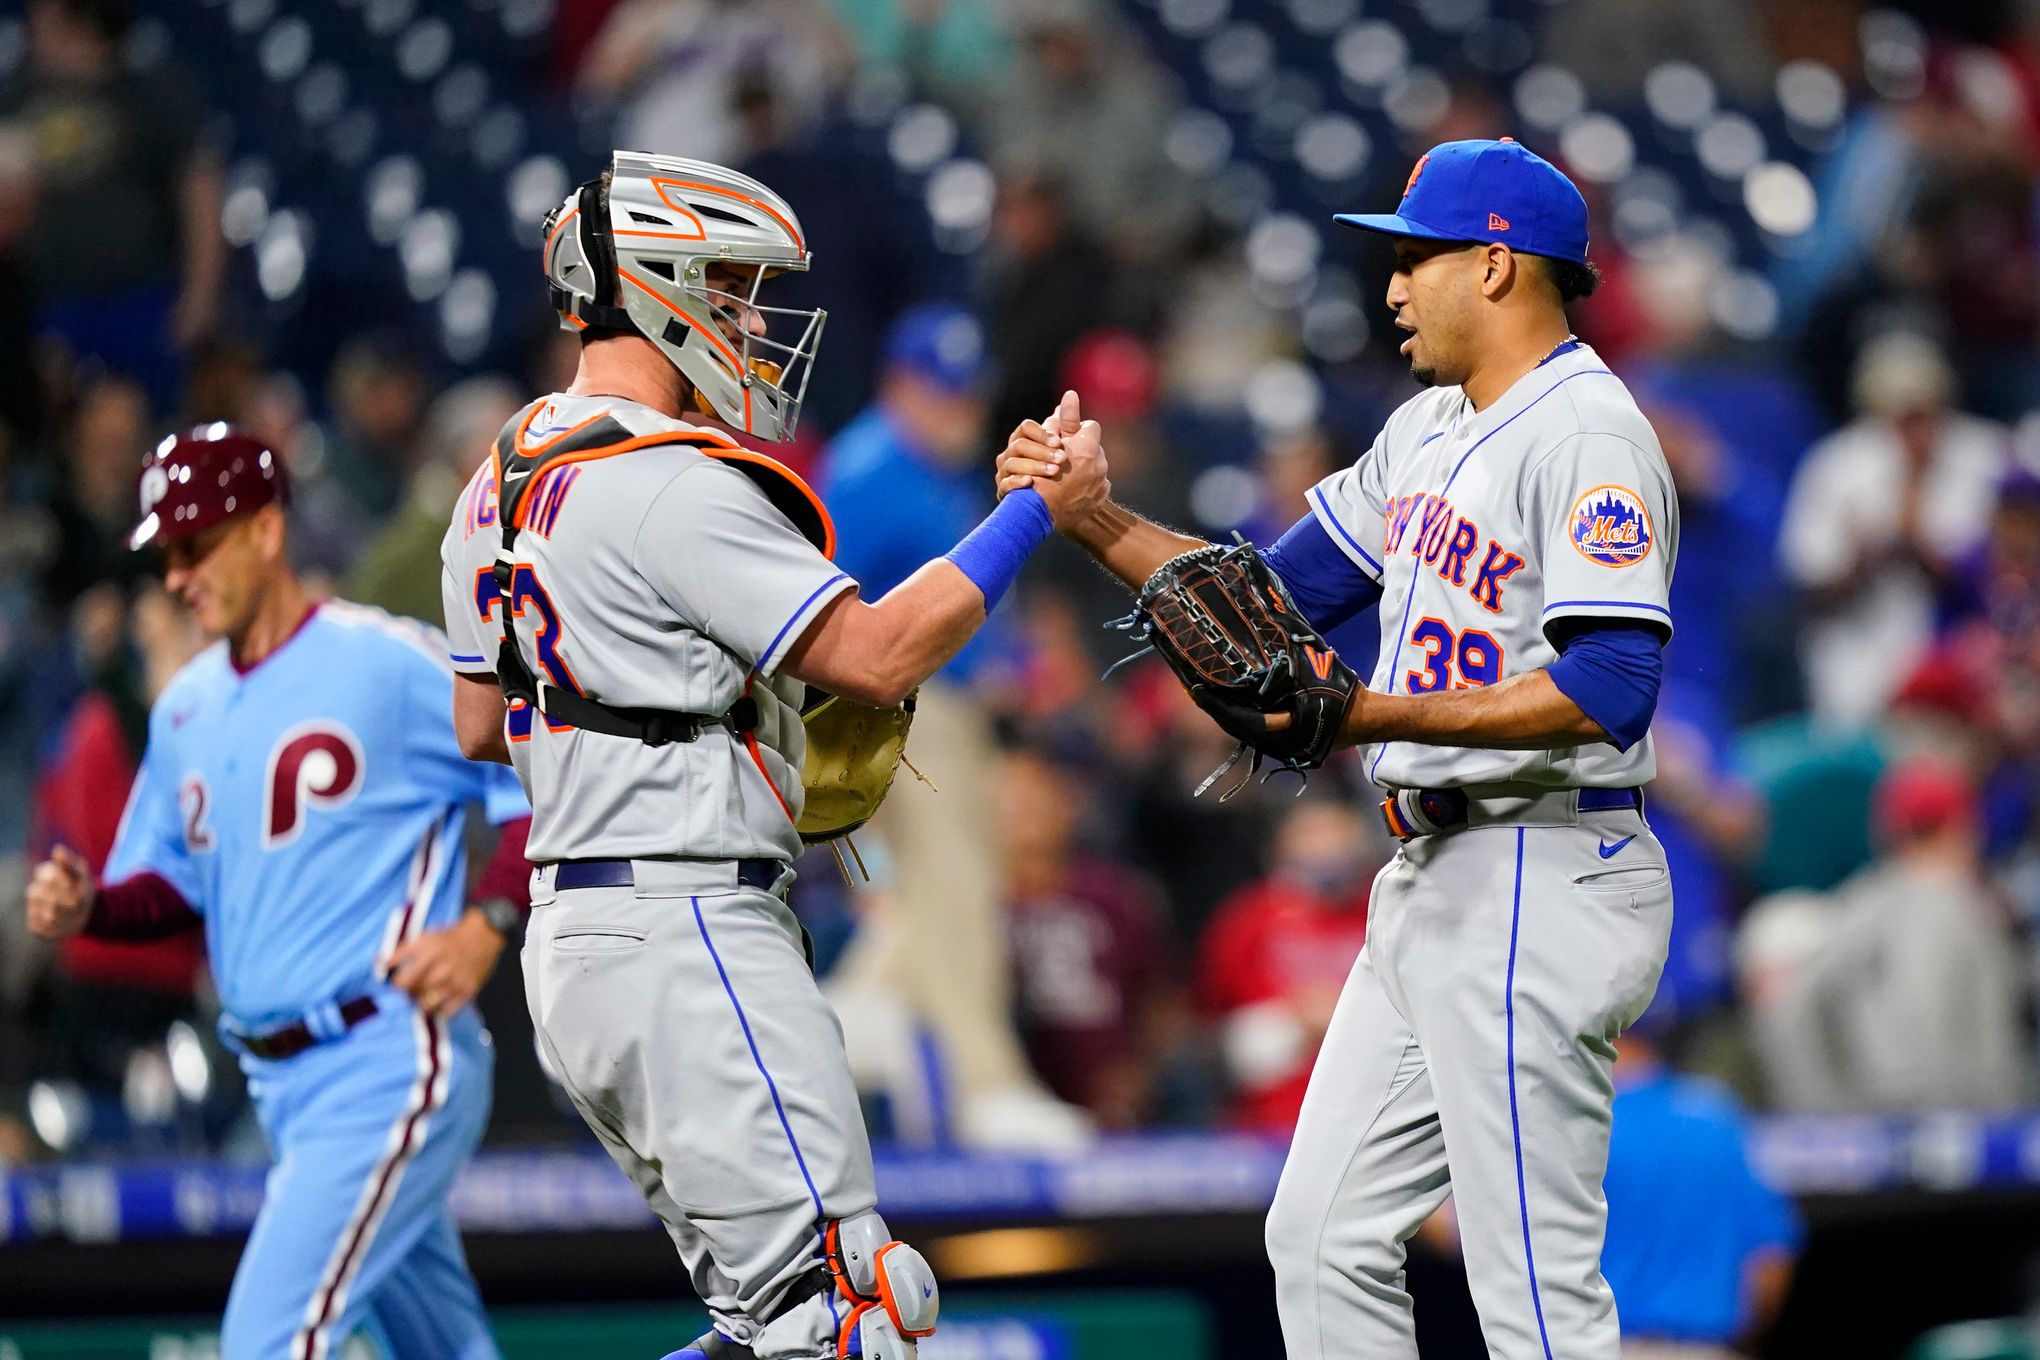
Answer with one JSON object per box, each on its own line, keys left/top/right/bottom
{"left": 1003, "top": 746, "right": 1178, "bottom": 1131}
{"left": 1195, "top": 800, "right": 1378, "bottom": 1133}
{"left": 978, "top": 165, "right": 1116, "bottom": 448}
{"left": 734, "top": 75, "right": 952, "bottom": 441}
{"left": 1602, "top": 1017, "right": 1804, "bottom": 1358}
{"left": 576, "top": 0, "right": 853, "bottom": 164}
{"left": 319, "top": 336, "right": 431, "bottom": 535}
{"left": 820, "top": 305, "right": 1090, "bottom": 1150}
{"left": 989, "top": 0, "right": 1194, "bottom": 270}
{"left": 45, "top": 374, "right": 153, "bottom": 607}
{"left": 1122, "top": 667, "right": 1290, "bottom": 935}
{"left": 26, "top": 583, "right": 207, "bottom": 1105}
{"left": 1540, "top": 0, "right": 1774, "bottom": 106}
{"left": 1029, "top": 330, "right": 1196, "bottom": 669}
{"left": 0, "top": 124, "right": 43, "bottom": 453}
{"left": 1645, "top": 687, "right": 1768, "bottom": 1025}
{"left": 822, "top": 303, "right": 1013, "bottom": 688}
{"left": 1758, "top": 756, "right": 2032, "bottom": 1109}
{"left": 0, "top": 0, "right": 223, "bottom": 415}
{"left": 346, "top": 376, "right": 522, "bottom": 624}
{"left": 825, "top": 0, "right": 1014, "bottom": 135}
{"left": 1780, "top": 333, "right": 2009, "bottom": 727}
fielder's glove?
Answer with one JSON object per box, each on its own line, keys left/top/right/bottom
{"left": 1114, "top": 541, "right": 1360, "bottom": 797}
{"left": 797, "top": 689, "right": 917, "bottom": 845}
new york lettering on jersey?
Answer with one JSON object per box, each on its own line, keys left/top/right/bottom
{"left": 105, "top": 605, "right": 526, "bottom": 1029}
{"left": 438, "top": 392, "right": 855, "bottom": 866}
{"left": 1306, "top": 342, "right": 1678, "bottom": 790}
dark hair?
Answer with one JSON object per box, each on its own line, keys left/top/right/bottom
{"left": 1545, "top": 256, "right": 1602, "bottom": 304}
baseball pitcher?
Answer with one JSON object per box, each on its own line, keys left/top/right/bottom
{"left": 439, "top": 152, "right": 1103, "bottom": 1360}
{"left": 1002, "top": 139, "right": 1676, "bottom": 1360}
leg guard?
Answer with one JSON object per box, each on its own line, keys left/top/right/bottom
{"left": 826, "top": 1211, "right": 939, "bottom": 1358}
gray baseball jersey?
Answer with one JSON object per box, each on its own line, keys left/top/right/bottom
{"left": 1305, "top": 341, "right": 1677, "bottom": 790}
{"left": 438, "top": 393, "right": 852, "bottom": 865}
{"left": 1266, "top": 342, "right": 1678, "bottom": 1360}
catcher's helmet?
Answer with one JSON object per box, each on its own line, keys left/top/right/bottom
{"left": 129, "top": 424, "right": 289, "bottom": 551}
{"left": 542, "top": 151, "right": 825, "bottom": 442}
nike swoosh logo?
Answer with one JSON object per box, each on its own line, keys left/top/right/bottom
{"left": 1598, "top": 835, "right": 1636, "bottom": 859}
{"left": 504, "top": 468, "right": 532, "bottom": 482}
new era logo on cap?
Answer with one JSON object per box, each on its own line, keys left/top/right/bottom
{"left": 1333, "top": 138, "right": 1590, "bottom": 265}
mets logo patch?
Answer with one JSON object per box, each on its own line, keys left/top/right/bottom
{"left": 1569, "top": 485, "right": 1653, "bottom": 567}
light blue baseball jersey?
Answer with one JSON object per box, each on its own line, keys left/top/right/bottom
{"left": 104, "top": 601, "right": 528, "bottom": 1030}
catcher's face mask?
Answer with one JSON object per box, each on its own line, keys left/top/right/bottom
{"left": 542, "top": 151, "right": 826, "bottom": 442}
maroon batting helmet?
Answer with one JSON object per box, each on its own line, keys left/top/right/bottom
{"left": 129, "top": 424, "right": 291, "bottom": 551}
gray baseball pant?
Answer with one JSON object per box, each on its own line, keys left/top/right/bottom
{"left": 523, "top": 860, "right": 874, "bottom": 1359}
{"left": 1267, "top": 796, "right": 1671, "bottom": 1360}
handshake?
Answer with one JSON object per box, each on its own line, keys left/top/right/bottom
{"left": 995, "top": 389, "right": 1111, "bottom": 530}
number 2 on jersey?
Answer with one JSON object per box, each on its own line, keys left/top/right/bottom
{"left": 1405, "top": 617, "right": 1503, "bottom": 691}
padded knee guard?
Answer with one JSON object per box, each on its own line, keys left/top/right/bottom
{"left": 826, "top": 1211, "right": 938, "bottom": 1358}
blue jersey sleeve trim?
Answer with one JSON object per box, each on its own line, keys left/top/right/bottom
{"left": 1543, "top": 599, "right": 1672, "bottom": 617}
{"left": 1305, "top": 486, "right": 1385, "bottom": 577}
{"left": 449, "top": 652, "right": 486, "bottom": 664}
{"left": 1264, "top": 513, "right": 1384, "bottom": 632}
{"left": 757, "top": 571, "right": 853, "bottom": 676}
{"left": 1546, "top": 624, "right": 1663, "bottom": 751}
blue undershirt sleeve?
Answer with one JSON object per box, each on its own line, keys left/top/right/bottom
{"left": 1262, "top": 514, "right": 1385, "bottom": 632}
{"left": 1546, "top": 624, "right": 1664, "bottom": 752}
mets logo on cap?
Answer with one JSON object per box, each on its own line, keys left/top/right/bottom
{"left": 1570, "top": 485, "right": 1653, "bottom": 567}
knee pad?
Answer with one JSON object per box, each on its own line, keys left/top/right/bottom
{"left": 826, "top": 1210, "right": 938, "bottom": 1357}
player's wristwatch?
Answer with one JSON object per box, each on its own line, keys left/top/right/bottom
{"left": 473, "top": 897, "right": 522, "bottom": 941}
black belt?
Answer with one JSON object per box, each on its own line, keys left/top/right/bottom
{"left": 551, "top": 858, "right": 782, "bottom": 892}
{"left": 1380, "top": 786, "right": 1642, "bottom": 841}
{"left": 237, "top": 995, "right": 379, "bottom": 1061}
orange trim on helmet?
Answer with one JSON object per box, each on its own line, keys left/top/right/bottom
{"left": 544, "top": 206, "right": 579, "bottom": 264}
{"left": 564, "top": 313, "right": 588, "bottom": 331}
{"left": 615, "top": 266, "right": 745, "bottom": 372}
{"left": 652, "top": 176, "right": 805, "bottom": 253}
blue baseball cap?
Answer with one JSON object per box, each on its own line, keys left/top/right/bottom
{"left": 883, "top": 303, "right": 992, "bottom": 395}
{"left": 1335, "top": 138, "right": 1590, "bottom": 265}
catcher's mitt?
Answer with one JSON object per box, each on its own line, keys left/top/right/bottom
{"left": 797, "top": 689, "right": 917, "bottom": 844}
{"left": 1113, "top": 541, "right": 1360, "bottom": 797}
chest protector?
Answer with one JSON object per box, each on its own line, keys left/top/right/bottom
{"left": 489, "top": 403, "right": 916, "bottom": 851}
{"left": 489, "top": 406, "right": 833, "bottom": 747}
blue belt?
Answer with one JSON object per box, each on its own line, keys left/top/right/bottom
{"left": 1381, "top": 785, "right": 1643, "bottom": 840}
{"left": 551, "top": 858, "right": 782, "bottom": 892}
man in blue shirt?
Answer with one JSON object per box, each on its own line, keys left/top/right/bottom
{"left": 823, "top": 303, "right": 1018, "bottom": 689}
{"left": 819, "top": 304, "right": 1089, "bottom": 1150}
{"left": 1603, "top": 1016, "right": 1803, "bottom": 1356}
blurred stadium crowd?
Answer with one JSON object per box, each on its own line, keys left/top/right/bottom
{"left": 2, "top": 0, "right": 2040, "bottom": 1181}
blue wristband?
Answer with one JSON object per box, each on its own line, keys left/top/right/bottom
{"left": 944, "top": 488, "right": 1054, "bottom": 610}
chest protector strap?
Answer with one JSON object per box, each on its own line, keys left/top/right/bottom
{"left": 490, "top": 416, "right": 835, "bottom": 747}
